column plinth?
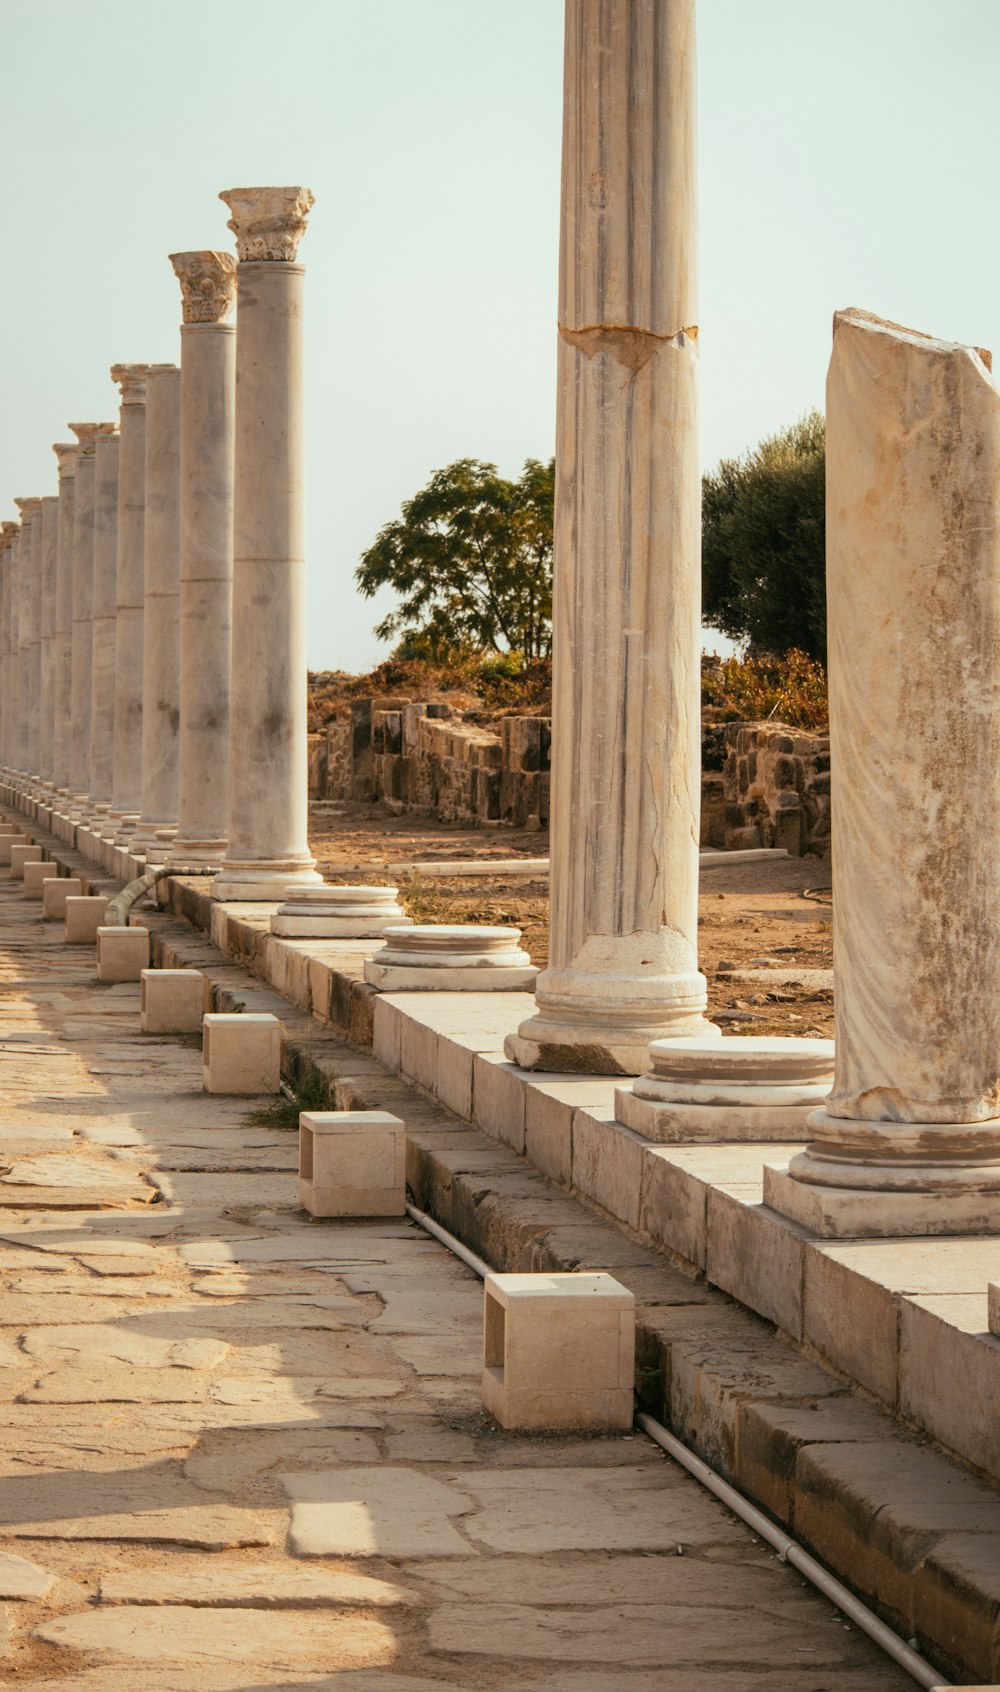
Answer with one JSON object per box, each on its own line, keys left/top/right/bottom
{"left": 505, "top": 1, "right": 711, "bottom": 1075}
{"left": 211, "top": 188, "right": 320, "bottom": 901}
{"left": 765, "top": 310, "right": 1000, "bottom": 1239}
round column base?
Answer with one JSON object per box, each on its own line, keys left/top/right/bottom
{"left": 505, "top": 1009, "right": 719, "bottom": 1078}
{"left": 616, "top": 1034, "right": 834, "bottom": 1142}
{"left": 212, "top": 858, "right": 323, "bottom": 902}
{"left": 164, "top": 836, "right": 228, "bottom": 870}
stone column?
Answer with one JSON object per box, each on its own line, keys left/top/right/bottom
{"left": 765, "top": 309, "right": 1000, "bottom": 1238}
{"left": 13, "top": 498, "right": 42, "bottom": 779}
{"left": 89, "top": 430, "right": 121, "bottom": 813}
{"left": 4, "top": 522, "right": 21, "bottom": 772}
{"left": 211, "top": 187, "right": 321, "bottom": 900}
{"left": 165, "top": 251, "right": 236, "bottom": 868}
{"left": 68, "top": 423, "right": 117, "bottom": 806}
{"left": 38, "top": 495, "right": 59, "bottom": 786}
{"left": 109, "top": 365, "right": 150, "bottom": 836}
{"left": 0, "top": 523, "right": 18, "bottom": 768}
{"left": 506, "top": 0, "right": 709, "bottom": 1074}
{"left": 131, "top": 364, "right": 181, "bottom": 858}
{"left": 51, "top": 443, "right": 78, "bottom": 795}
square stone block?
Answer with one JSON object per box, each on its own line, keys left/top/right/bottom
{"left": 482, "top": 1271, "right": 635, "bottom": 1431}
{"left": 203, "top": 1012, "right": 281, "bottom": 1095}
{"left": 10, "top": 843, "right": 43, "bottom": 878}
{"left": 64, "top": 895, "right": 109, "bottom": 943}
{"left": 140, "top": 968, "right": 207, "bottom": 1035}
{"left": 23, "top": 860, "right": 56, "bottom": 897}
{"left": 42, "top": 876, "right": 83, "bottom": 919}
{"left": 298, "top": 1111, "right": 406, "bottom": 1217}
{"left": 96, "top": 925, "right": 150, "bottom": 982}
{"left": 0, "top": 832, "right": 26, "bottom": 863}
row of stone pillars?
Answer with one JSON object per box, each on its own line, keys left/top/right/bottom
{"left": 0, "top": 185, "right": 322, "bottom": 902}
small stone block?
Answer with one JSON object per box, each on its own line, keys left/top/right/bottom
{"left": 64, "top": 895, "right": 109, "bottom": 943}
{"left": 42, "top": 876, "right": 83, "bottom": 919}
{"left": 9, "top": 844, "right": 43, "bottom": 878}
{"left": 140, "top": 969, "right": 207, "bottom": 1035}
{"left": 22, "top": 861, "right": 54, "bottom": 897}
{"left": 298, "top": 1111, "right": 406, "bottom": 1217}
{"left": 203, "top": 1012, "right": 281, "bottom": 1095}
{"left": 481, "top": 1271, "right": 635, "bottom": 1431}
{"left": 96, "top": 925, "right": 151, "bottom": 983}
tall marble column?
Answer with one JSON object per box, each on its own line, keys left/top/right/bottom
{"left": 165, "top": 251, "right": 236, "bottom": 868}
{"left": 13, "top": 498, "right": 42, "bottom": 778}
{"left": 68, "top": 423, "right": 117, "bottom": 806}
{"left": 506, "top": 0, "right": 709, "bottom": 1074}
{"left": 38, "top": 495, "right": 59, "bottom": 786}
{"left": 109, "top": 365, "right": 150, "bottom": 834}
{"left": 5, "top": 522, "right": 22, "bottom": 771}
{"left": 51, "top": 443, "right": 78, "bottom": 795}
{"left": 89, "top": 429, "right": 121, "bottom": 813}
{"left": 211, "top": 187, "right": 321, "bottom": 900}
{"left": 0, "top": 523, "right": 18, "bottom": 768}
{"left": 131, "top": 363, "right": 181, "bottom": 858}
{"left": 766, "top": 309, "right": 1000, "bottom": 1238}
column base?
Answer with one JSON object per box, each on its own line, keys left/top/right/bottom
{"left": 764, "top": 1159, "right": 1000, "bottom": 1237}
{"left": 165, "top": 836, "right": 228, "bottom": 871}
{"left": 211, "top": 857, "right": 322, "bottom": 903}
{"left": 505, "top": 1010, "right": 717, "bottom": 1078}
{"left": 615, "top": 1034, "right": 833, "bottom": 1143}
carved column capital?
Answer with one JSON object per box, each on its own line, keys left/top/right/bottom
{"left": 1, "top": 521, "right": 19, "bottom": 551}
{"left": 110, "top": 364, "right": 151, "bottom": 404}
{"left": 69, "top": 422, "right": 117, "bottom": 457}
{"left": 52, "top": 442, "right": 78, "bottom": 479}
{"left": 169, "top": 251, "right": 237, "bottom": 323}
{"left": 218, "top": 186, "right": 314, "bottom": 261}
{"left": 14, "top": 497, "right": 43, "bottom": 521}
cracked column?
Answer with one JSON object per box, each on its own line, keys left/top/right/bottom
{"left": 68, "top": 423, "right": 117, "bottom": 809}
{"left": 165, "top": 251, "right": 236, "bottom": 869}
{"left": 14, "top": 498, "right": 42, "bottom": 780}
{"left": 0, "top": 522, "right": 17, "bottom": 768}
{"left": 109, "top": 364, "right": 150, "bottom": 839}
{"left": 131, "top": 363, "right": 181, "bottom": 859}
{"left": 38, "top": 493, "right": 59, "bottom": 789}
{"left": 51, "top": 443, "right": 78, "bottom": 798}
{"left": 506, "top": 0, "right": 711, "bottom": 1074}
{"left": 211, "top": 186, "right": 321, "bottom": 901}
{"left": 89, "top": 428, "right": 121, "bottom": 818}
{"left": 766, "top": 310, "right": 1000, "bottom": 1237}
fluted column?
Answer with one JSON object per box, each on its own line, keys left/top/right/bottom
{"left": 165, "top": 251, "right": 236, "bottom": 868}
{"left": 68, "top": 422, "right": 116, "bottom": 807}
{"left": 38, "top": 495, "right": 59, "bottom": 787}
{"left": 51, "top": 443, "right": 78, "bottom": 795}
{"left": 765, "top": 309, "right": 1000, "bottom": 1238}
{"left": 13, "top": 498, "right": 42, "bottom": 779}
{"left": 507, "top": 0, "right": 709, "bottom": 1074}
{"left": 109, "top": 365, "right": 150, "bottom": 835}
{"left": 0, "top": 523, "right": 17, "bottom": 767}
{"left": 89, "top": 430, "right": 121, "bottom": 812}
{"left": 131, "top": 364, "right": 181, "bottom": 858}
{"left": 211, "top": 187, "right": 320, "bottom": 900}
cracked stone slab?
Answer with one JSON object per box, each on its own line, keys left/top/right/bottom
{"left": 99, "top": 1560, "right": 419, "bottom": 1608}
{"left": 33, "top": 1605, "right": 394, "bottom": 1666}
{"left": 0, "top": 1549, "right": 54, "bottom": 1598}
{"left": 20, "top": 1325, "right": 230, "bottom": 1370}
{"left": 282, "top": 1466, "right": 477, "bottom": 1557}
{"left": 458, "top": 1467, "right": 745, "bottom": 1554}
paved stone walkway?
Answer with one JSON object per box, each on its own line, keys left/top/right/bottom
{"left": 0, "top": 872, "right": 915, "bottom": 1690}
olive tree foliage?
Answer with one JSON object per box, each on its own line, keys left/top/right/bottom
{"left": 702, "top": 411, "right": 826, "bottom": 660}
{"left": 355, "top": 457, "right": 555, "bottom": 659}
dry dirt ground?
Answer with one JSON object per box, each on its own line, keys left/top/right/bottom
{"left": 310, "top": 802, "right": 834, "bottom": 1040}
{"left": 0, "top": 840, "right": 911, "bottom": 1690}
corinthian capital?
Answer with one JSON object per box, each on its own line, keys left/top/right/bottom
{"left": 14, "top": 497, "right": 43, "bottom": 520}
{"left": 218, "top": 186, "right": 314, "bottom": 262}
{"left": 169, "top": 250, "right": 237, "bottom": 324}
{"left": 69, "top": 422, "right": 117, "bottom": 457}
{"left": 110, "top": 363, "right": 151, "bottom": 404}
{"left": 52, "top": 441, "right": 78, "bottom": 479}
{"left": 1, "top": 522, "right": 19, "bottom": 551}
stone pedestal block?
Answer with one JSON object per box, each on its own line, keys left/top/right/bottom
{"left": 616, "top": 1035, "right": 834, "bottom": 1143}
{"left": 140, "top": 968, "right": 206, "bottom": 1034}
{"left": 203, "top": 1012, "right": 281, "bottom": 1095}
{"left": 271, "top": 883, "right": 410, "bottom": 939}
{"left": 364, "top": 925, "right": 536, "bottom": 992}
{"left": 481, "top": 1271, "right": 635, "bottom": 1431}
{"left": 10, "top": 845, "right": 44, "bottom": 878}
{"left": 298, "top": 1110, "right": 405, "bottom": 1217}
{"left": 42, "top": 876, "right": 83, "bottom": 919}
{"left": 65, "top": 897, "right": 108, "bottom": 943}
{"left": 96, "top": 925, "right": 150, "bottom": 982}
{"left": 23, "top": 861, "right": 55, "bottom": 897}
{"left": 0, "top": 835, "right": 25, "bottom": 864}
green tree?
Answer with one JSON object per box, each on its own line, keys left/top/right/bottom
{"left": 356, "top": 457, "right": 554, "bottom": 659}
{"left": 702, "top": 411, "right": 826, "bottom": 660}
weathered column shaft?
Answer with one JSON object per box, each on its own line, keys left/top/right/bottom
{"left": 110, "top": 365, "right": 149, "bottom": 822}
{"left": 0, "top": 524, "right": 17, "bottom": 767}
{"left": 14, "top": 500, "right": 42, "bottom": 776}
{"left": 212, "top": 187, "right": 320, "bottom": 900}
{"left": 507, "top": 0, "right": 707, "bottom": 1074}
{"left": 38, "top": 495, "right": 59, "bottom": 784}
{"left": 166, "top": 251, "right": 236, "bottom": 866}
{"left": 89, "top": 432, "right": 121, "bottom": 806}
{"left": 52, "top": 444, "right": 78, "bottom": 792}
{"left": 68, "top": 423, "right": 116, "bottom": 801}
{"left": 5, "top": 526, "right": 21, "bottom": 770}
{"left": 132, "top": 364, "right": 181, "bottom": 852}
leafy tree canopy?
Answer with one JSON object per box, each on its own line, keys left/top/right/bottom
{"left": 702, "top": 411, "right": 826, "bottom": 660}
{"left": 356, "top": 457, "right": 554, "bottom": 660}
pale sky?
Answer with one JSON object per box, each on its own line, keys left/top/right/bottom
{"left": 3, "top": 0, "right": 999, "bottom": 669}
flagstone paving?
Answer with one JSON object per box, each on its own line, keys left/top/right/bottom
{"left": 0, "top": 872, "right": 914, "bottom": 1688}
